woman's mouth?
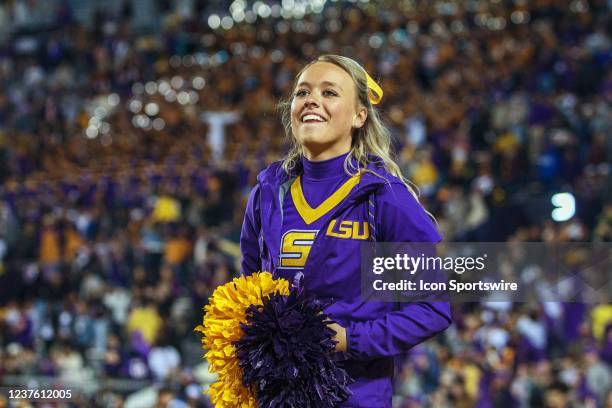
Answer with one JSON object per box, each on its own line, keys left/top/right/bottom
{"left": 301, "top": 113, "right": 327, "bottom": 123}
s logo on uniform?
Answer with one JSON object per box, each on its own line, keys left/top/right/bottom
{"left": 279, "top": 230, "right": 318, "bottom": 268}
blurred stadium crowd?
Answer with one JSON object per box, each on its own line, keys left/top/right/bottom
{"left": 0, "top": 0, "right": 610, "bottom": 406}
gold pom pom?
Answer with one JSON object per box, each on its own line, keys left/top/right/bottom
{"left": 195, "top": 272, "right": 290, "bottom": 407}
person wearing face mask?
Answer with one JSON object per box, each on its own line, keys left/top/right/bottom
{"left": 240, "top": 54, "right": 451, "bottom": 408}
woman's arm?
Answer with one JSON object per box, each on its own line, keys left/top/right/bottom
{"left": 240, "top": 184, "right": 262, "bottom": 275}
{"left": 345, "top": 302, "right": 451, "bottom": 358}
{"left": 343, "top": 182, "right": 452, "bottom": 359}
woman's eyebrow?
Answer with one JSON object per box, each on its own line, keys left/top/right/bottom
{"left": 296, "top": 81, "right": 343, "bottom": 90}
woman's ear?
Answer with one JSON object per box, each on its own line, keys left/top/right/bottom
{"left": 353, "top": 107, "right": 368, "bottom": 129}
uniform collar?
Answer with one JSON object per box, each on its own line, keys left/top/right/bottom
{"left": 301, "top": 152, "right": 350, "bottom": 181}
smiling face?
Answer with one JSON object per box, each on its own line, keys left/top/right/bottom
{"left": 290, "top": 62, "right": 367, "bottom": 161}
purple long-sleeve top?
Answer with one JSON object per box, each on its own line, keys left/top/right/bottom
{"left": 240, "top": 153, "right": 451, "bottom": 408}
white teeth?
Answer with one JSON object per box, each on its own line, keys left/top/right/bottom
{"left": 302, "top": 114, "right": 325, "bottom": 122}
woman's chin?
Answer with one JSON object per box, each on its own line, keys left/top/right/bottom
{"left": 297, "top": 132, "right": 331, "bottom": 146}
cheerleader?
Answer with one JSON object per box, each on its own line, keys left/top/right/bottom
{"left": 240, "top": 55, "right": 451, "bottom": 407}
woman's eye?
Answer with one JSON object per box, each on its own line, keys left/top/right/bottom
{"left": 323, "top": 90, "right": 338, "bottom": 96}
{"left": 294, "top": 89, "right": 308, "bottom": 97}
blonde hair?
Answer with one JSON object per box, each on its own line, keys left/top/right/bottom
{"left": 278, "top": 54, "right": 420, "bottom": 199}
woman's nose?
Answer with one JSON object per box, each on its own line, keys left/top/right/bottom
{"left": 304, "top": 93, "right": 319, "bottom": 107}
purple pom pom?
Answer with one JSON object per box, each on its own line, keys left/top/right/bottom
{"left": 235, "top": 288, "right": 352, "bottom": 408}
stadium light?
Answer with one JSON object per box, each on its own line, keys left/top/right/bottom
{"left": 292, "top": 5, "right": 305, "bottom": 19}
{"left": 132, "top": 82, "right": 144, "bottom": 95}
{"left": 232, "top": 10, "right": 246, "bottom": 22}
{"left": 258, "top": 4, "right": 272, "bottom": 18}
{"left": 171, "top": 76, "right": 184, "bottom": 90}
{"left": 245, "top": 10, "right": 257, "bottom": 23}
{"left": 164, "top": 90, "right": 177, "bottom": 103}
{"left": 188, "top": 91, "right": 199, "bottom": 104}
{"left": 129, "top": 100, "right": 142, "bottom": 113}
{"left": 107, "top": 93, "right": 120, "bottom": 107}
{"left": 145, "top": 81, "right": 157, "bottom": 95}
{"left": 551, "top": 193, "right": 576, "bottom": 222}
{"left": 89, "top": 117, "right": 101, "bottom": 127}
{"left": 94, "top": 106, "right": 107, "bottom": 117}
{"left": 271, "top": 4, "right": 281, "bottom": 17}
{"left": 86, "top": 126, "right": 98, "bottom": 139}
{"left": 152, "top": 118, "right": 166, "bottom": 131}
{"left": 192, "top": 77, "right": 206, "bottom": 90}
{"left": 270, "top": 50, "right": 284, "bottom": 62}
{"left": 208, "top": 14, "right": 221, "bottom": 29}
{"left": 138, "top": 115, "right": 151, "bottom": 128}
{"left": 177, "top": 91, "right": 190, "bottom": 105}
{"left": 144, "top": 103, "right": 159, "bottom": 116}
{"left": 230, "top": 0, "right": 247, "bottom": 13}
{"left": 221, "top": 16, "right": 235, "bottom": 29}
{"left": 158, "top": 80, "right": 171, "bottom": 95}
{"left": 312, "top": 0, "right": 326, "bottom": 13}
{"left": 510, "top": 10, "right": 529, "bottom": 24}
{"left": 99, "top": 122, "right": 110, "bottom": 135}
{"left": 170, "top": 55, "right": 181, "bottom": 68}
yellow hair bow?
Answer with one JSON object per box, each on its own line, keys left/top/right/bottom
{"left": 365, "top": 71, "right": 383, "bottom": 105}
